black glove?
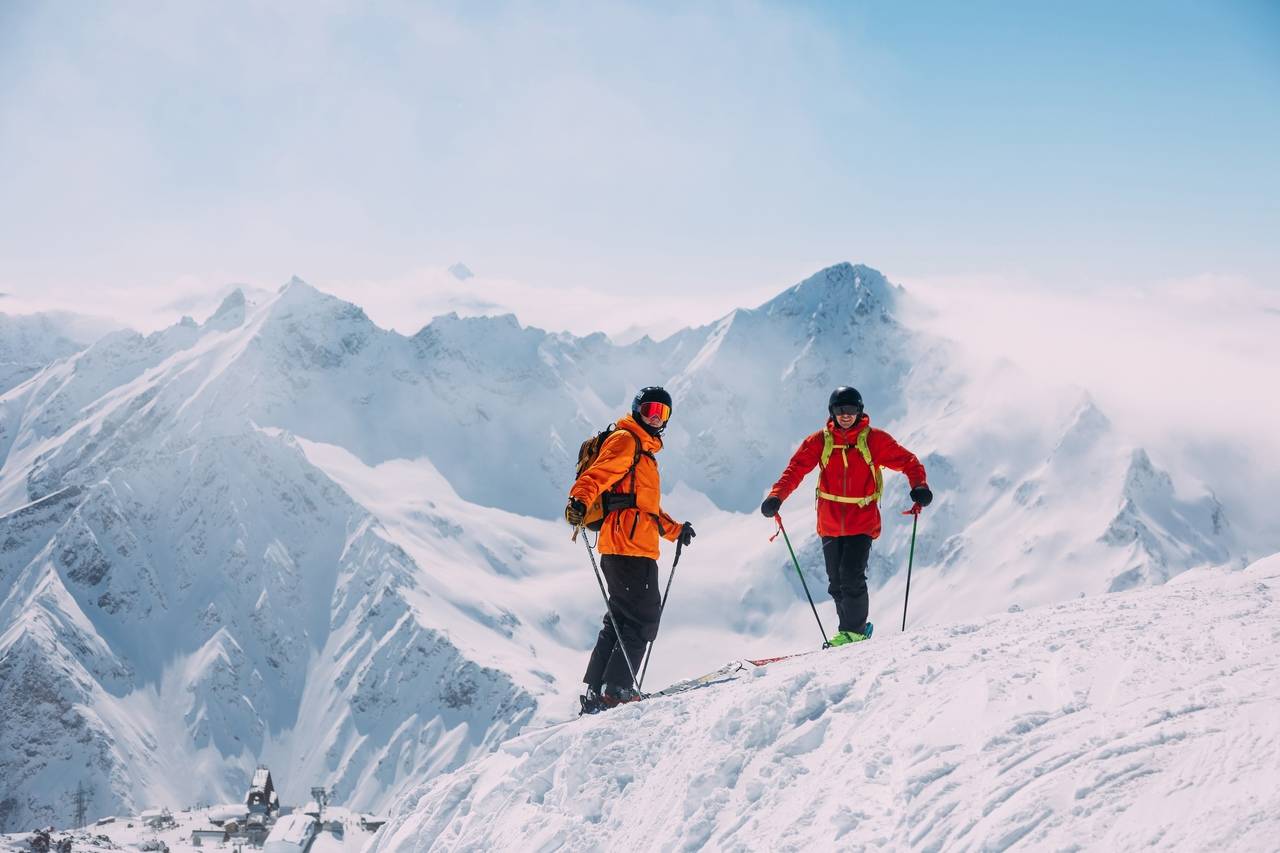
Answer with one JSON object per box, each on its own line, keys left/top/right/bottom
{"left": 909, "top": 484, "right": 933, "bottom": 508}
{"left": 565, "top": 498, "right": 587, "bottom": 526}
{"left": 760, "top": 496, "right": 781, "bottom": 517}
{"left": 678, "top": 521, "right": 696, "bottom": 546}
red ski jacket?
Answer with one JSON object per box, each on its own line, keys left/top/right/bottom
{"left": 768, "top": 414, "right": 927, "bottom": 539}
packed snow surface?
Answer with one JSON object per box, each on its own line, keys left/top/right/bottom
{"left": 374, "top": 555, "right": 1280, "bottom": 852}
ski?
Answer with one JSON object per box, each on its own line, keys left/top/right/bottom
{"left": 746, "top": 652, "right": 817, "bottom": 666}
{"left": 745, "top": 645, "right": 827, "bottom": 667}
{"left": 569, "top": 661, "right": 749, "bottom": 721}
{"left": 747, "top": 622, "right": 874, "bottom": 666}
{"left": 572, "top": 625, "right": 877, "bottom": 719}
{"left": 647, "top": 660, "right": 751, "bottom": 698}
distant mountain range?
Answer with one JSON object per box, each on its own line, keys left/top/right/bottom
{"left": 0, "top": 264, "right": 1241, "bottom": 831}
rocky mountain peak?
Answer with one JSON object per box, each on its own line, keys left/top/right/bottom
{"left": 204, "top": 288, "right": 246, "bottom": 331}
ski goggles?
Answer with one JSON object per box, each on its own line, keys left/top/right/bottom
{"left": 637, "top": 401, "right": 671, "bottom": 421}
{"left": 831, "top": 404, "right": 862, "bottom": 417}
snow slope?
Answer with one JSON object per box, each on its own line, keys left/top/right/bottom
{"left": 374, "top": 554, "right": 1280, "bottom": 852}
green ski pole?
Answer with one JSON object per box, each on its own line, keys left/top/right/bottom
{"left": 901, "top": 504, "right": 921, "bottom": 631}
{"left": 771, "top": 513, "right": 830, "bottom": 648}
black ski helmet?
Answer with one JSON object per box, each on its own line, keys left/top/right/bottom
{"left": 632, "top": 386, "right": 673, "bottom": 436}
{"left": 828, "top": 386, "right": 864, "bottom": 417}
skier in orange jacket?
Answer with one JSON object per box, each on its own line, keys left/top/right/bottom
{"left": 761, "top": 387, "right": 931, "bottom": 645}
{"left": 566, "top": 386, "right": 694, "bottom": 711}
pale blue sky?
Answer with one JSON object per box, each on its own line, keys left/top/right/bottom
{"left": 0, "top": 0, "right": 1276, "bottom": 317}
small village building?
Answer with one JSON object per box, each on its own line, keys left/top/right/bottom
{"left": 246, "top": 767, "right": 280, "bottom": 815}
{"left": 139, "top": 808, "right": 175, "bottom": 829}
{"left": 191, "top": 827, "right": 227, "bottom": 847}
{"left": 245, "top": 813, "right": 270, "bottom": 847}
{"left": 263, "top": 814, "right": 317, "bottom": 853}
{"left": 208, "top": 804, "right": 250, "bottom": 826}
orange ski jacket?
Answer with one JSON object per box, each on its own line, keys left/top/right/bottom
{"left": 569, "top": 415, "right": 683, "bottom": 559}
{"left": 768, "top": 414, "right": 927, "bottom": 539}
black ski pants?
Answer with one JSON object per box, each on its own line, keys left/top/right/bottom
{"left": 583, "top": 554, "right": 661, "bottom": 692}
{"left": 823, "top": 534, "right": 872, "bottom": 634}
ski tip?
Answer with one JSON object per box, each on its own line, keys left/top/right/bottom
{"left": 746, "top": 655, "right": 791, "bottom": 666}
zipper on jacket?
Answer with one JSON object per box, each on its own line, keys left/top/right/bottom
{"left": 630, "top": 510, "right": 640, "bottom": 538}
{"left": 840, "top": 436, "right": 849, "bottom": 536}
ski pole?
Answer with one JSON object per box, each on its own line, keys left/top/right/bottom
{"left": 770, "top": 513, "right": 830, "bottom": 648}
{"left": 637, "top": 529, "right": 684, "bottom": 691}
{"left": 581, "top": 529, "right": 644, "bottom": 693}
{"left": 901, "top": 503, "right": 921, "bottom": 631}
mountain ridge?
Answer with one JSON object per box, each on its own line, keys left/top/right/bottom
{"left": 0, "top": 263, "right": 1243, "bottom": 830}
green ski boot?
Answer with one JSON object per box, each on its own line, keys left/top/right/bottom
{"left": 828, "top": 622, "right": 874, "bottom": 646}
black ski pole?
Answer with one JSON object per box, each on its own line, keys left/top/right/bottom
{"left": 637, "top": 529, "right": 684, "bottom": 691}
{"left": 581, "top": 529, "right": 644, "bottom": 693}
{"left": 771, "top": 513, "right": 830, "bottom": 648}
{"left": 901, "top": 504, "right": 921, "bottom": 631}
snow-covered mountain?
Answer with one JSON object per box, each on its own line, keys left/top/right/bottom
{"left": 0, "top": 264, "right": 1244, "bottom": 831}
{"left": 372, "top": 554, "right": 1280, "bottom": 852}
{"left": 0, "top": 296, "right": 556, "bottom": 831}
{"left": 0, "top": 311, "right": 119, "bottom": 397}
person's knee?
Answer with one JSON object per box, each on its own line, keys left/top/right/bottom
{"left": 840, "top": 568, "right": 868, "bottom": 592}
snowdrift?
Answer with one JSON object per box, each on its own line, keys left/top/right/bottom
{"left": 373, "top": 555, "right": 1280, "bottom": 852}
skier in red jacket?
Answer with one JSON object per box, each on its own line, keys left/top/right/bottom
{"left": 761, "top": 387, "right": 932, "bottom": 645}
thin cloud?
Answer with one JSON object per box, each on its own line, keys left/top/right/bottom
{"left": 901, "top": 270, "right": 1280, "bottom": 549}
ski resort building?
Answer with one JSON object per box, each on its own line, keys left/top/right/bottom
{"left": 263, "top": 814, "right": 317, "bottom": 853}
{"left": 207, "top": 804, "right": 249, "bottom": 825}
{"left": 190, "top": 827, "right": 227, "bottom": 847}
{"left": 246, "top": 767, "right": 279, "bottom": 815}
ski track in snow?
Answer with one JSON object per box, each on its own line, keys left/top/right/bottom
{"left": 373, "top": 557, "right": 1280, "bottom": 852}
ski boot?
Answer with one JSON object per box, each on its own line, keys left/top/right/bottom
{"left": 828, "top": 622, "right": 874, "bottom": 646}
{"left": 579, "top": 687, "right": 606, "bottom": 715}
{"left": 600, "top": 684, "right": 643, "bottom": 708}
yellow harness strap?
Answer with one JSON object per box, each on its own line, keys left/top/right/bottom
{"left": 816, "top": 427, "right": 882, "bottom": 507}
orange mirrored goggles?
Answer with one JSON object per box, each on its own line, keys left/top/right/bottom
{"left": 638, "top": 401, "right": 671, "bottom": 421}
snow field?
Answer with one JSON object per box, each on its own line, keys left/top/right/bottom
{"left": 374, "top": 556, "right": 1280, "bottom": 852}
